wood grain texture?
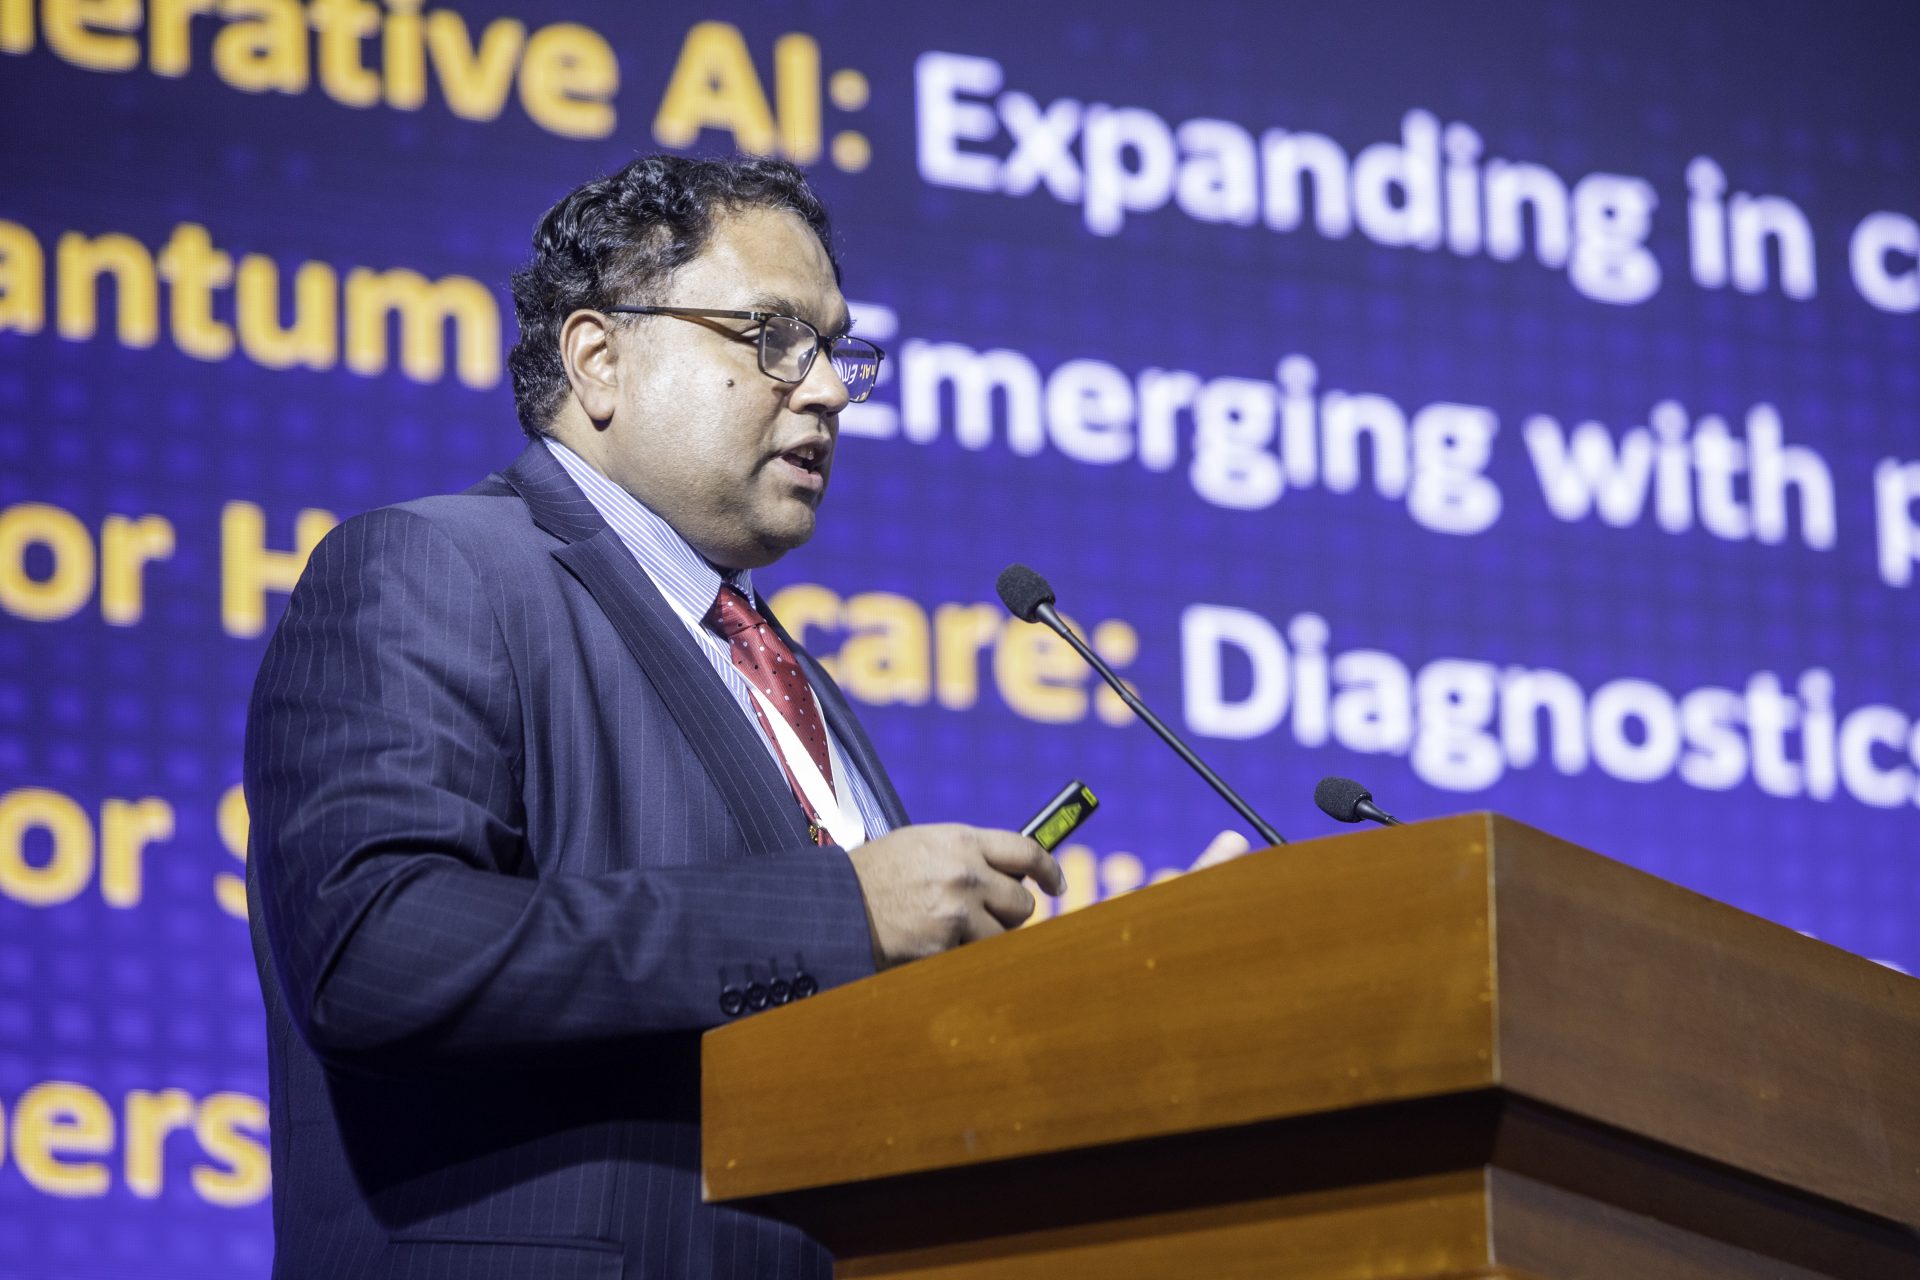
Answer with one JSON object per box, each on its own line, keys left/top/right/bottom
{"left": 705, "top": 814, "right": 1503, "bottom": 1199}
{"left": 1487, "top": 1098, "right": 1920, "bottom": 1280}
{"left": 738, "top": 1091, "right": 1510, "bottom": 1258}
{"left": 702, "top": 814, "right": 1920, "bottom": 1277}
{"left": 835, "top": 1171, "right": 1492, "bottom": 1280}
{"left": 1489, "top": 1166, "right": 1837, "bottom": 1280}
{"left": 1487, "top": 815, "right": 1920, "bottom": 1224}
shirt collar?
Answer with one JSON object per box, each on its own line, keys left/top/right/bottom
{"left": 542, "top": 437, "right": 754, "bottom": 621}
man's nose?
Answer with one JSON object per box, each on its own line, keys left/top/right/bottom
{"left": 790, "top": 349, "right": 851, "bottom": 414}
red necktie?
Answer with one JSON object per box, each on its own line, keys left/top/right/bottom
{"left": 708, "top": 585, "right": 836, "bottom": 844}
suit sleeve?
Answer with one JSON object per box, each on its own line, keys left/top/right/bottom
{"left": 244, "top": 507, "right": 878, "bottom": 1074}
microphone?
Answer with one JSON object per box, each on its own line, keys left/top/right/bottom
{"left": 1313, "top": 776, "right": 1402, "bottom": 827}
{"left": 995, "top": 564, "right": 1286, "bottom": 846}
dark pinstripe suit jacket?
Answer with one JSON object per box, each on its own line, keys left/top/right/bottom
{"left": 244, "top": 442, "right": 909, "bottom": 1279}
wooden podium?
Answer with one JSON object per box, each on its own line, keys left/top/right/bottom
{"left": 702, "top": 815, "right": 1920, "bottom": 1279}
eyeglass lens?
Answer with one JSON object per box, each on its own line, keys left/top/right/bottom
{"left": 760, "top": 315, "right": 882, "bottom": 402}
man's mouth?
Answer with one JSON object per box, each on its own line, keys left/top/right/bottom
{"left": 778, "top": 440, "right": 829, "bottom": 486}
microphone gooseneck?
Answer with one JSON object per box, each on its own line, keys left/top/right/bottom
{"left": 995, "top": 564, "right": 1286, "bottom": 847}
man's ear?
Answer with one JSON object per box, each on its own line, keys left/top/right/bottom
{"left": 559, "top": 309, "right": 622, "bottom": 425}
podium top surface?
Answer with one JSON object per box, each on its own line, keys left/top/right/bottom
{"left": 702, "top": 814, "right": 1920, "bottom": 1228}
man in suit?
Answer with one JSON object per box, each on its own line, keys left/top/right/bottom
{"left": 244, "top": 153, "right": 1069, "bottom": 1279}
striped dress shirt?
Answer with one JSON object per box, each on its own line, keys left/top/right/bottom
{"left": 545, "top": 438, "right": 892, "bottom": 845}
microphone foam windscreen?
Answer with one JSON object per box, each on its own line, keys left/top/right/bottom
{"left": 1313, "top": 775, "right": 1371, "bottom": 823}
{"left": 995, "top": 563, "right": 1056, "bottom": 621}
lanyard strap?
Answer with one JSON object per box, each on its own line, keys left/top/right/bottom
{"left": 748, "top": 682, "right": 866, "bottom": 849}
{"left": 653, "top": 578, "right": 870, "bottom": 849}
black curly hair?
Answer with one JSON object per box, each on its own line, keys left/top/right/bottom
{"left": 507, "top": 154, "right": 840, "bottom": 438}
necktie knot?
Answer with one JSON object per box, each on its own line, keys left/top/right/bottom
{"left": 707, "top": 584, "right": 764, "bottom": 639}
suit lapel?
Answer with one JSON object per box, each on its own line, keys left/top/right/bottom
{"left": 503, "top": 444, "right": 810, "bottom": 854}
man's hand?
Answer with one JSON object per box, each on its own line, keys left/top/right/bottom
{"left": 845, "top": 824, "right": 1066, "bottom": 969}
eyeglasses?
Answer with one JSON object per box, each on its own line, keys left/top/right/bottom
{"left": 604, "top": 306, "right": 886, "bottom": 403}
